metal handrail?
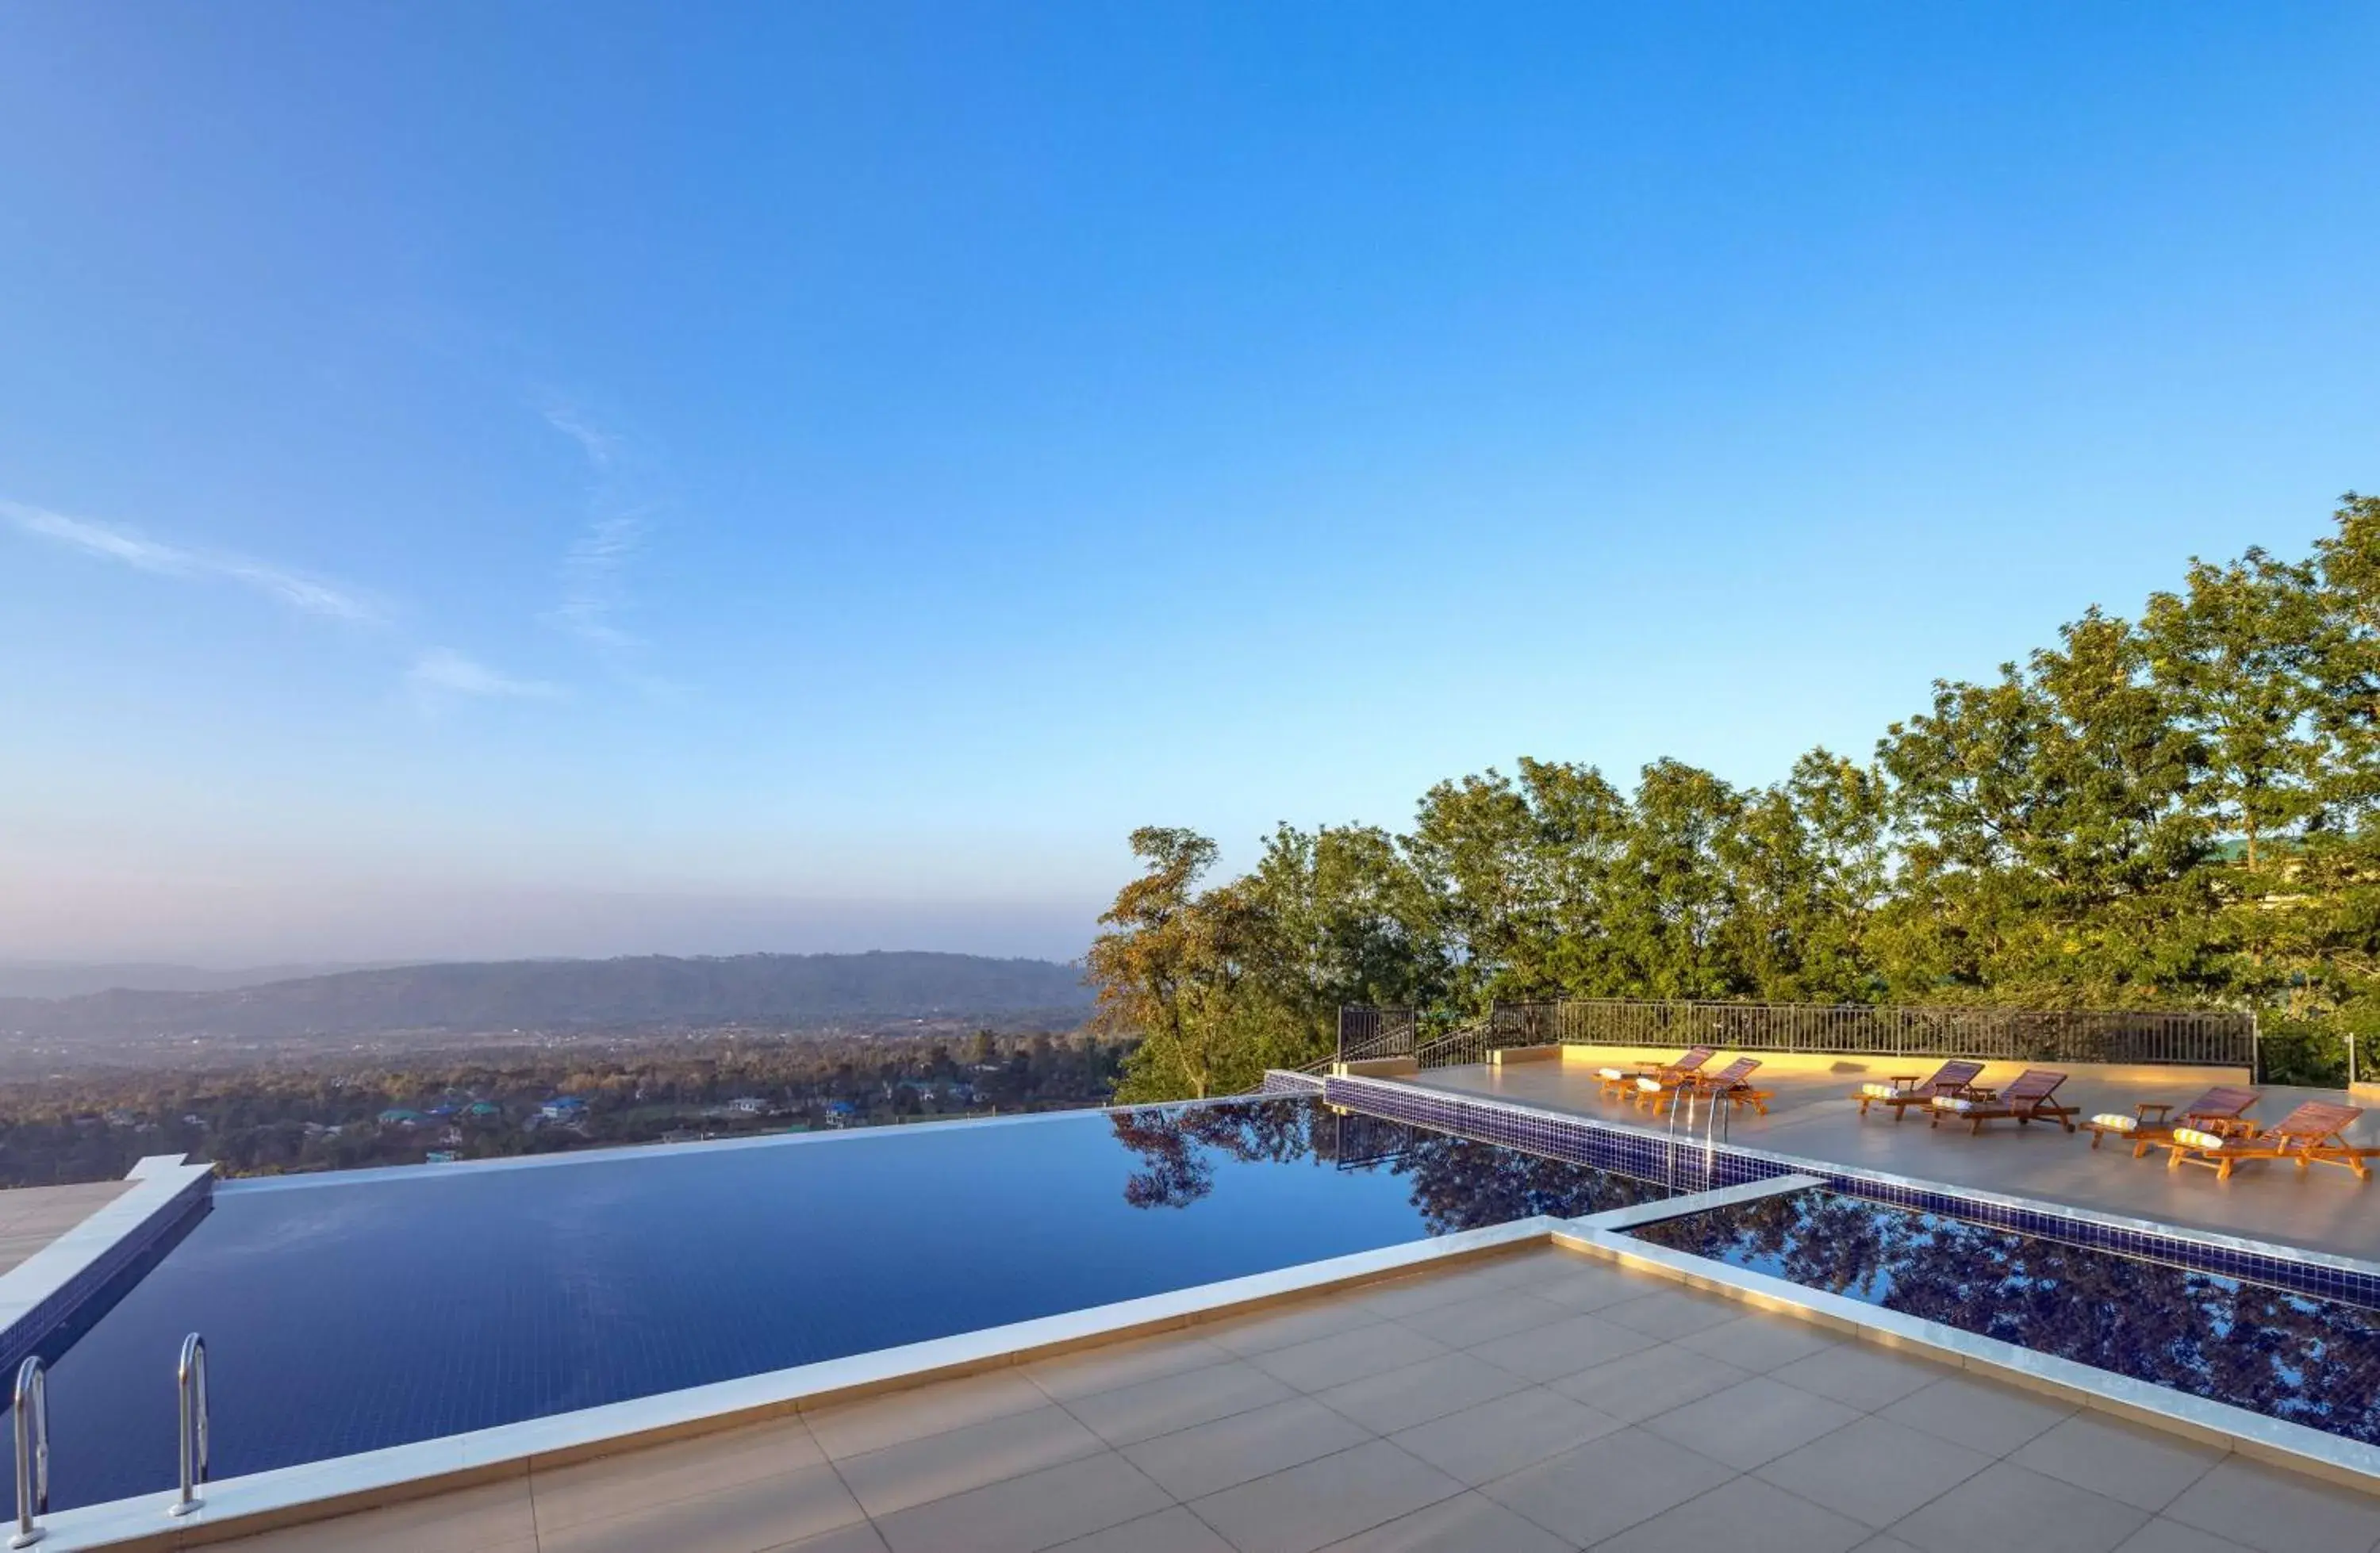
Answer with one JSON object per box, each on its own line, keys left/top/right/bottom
{"left": 171, "top": 1334, "right": 208, "bottom": 1517}
{"left": 10, "top": 1358, "right": 46, "bottom": 1549}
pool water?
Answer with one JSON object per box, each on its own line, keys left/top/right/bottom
{"left": 1630, "top": 1189, "right": 2380, "bottom": 1447}
{"left": 13, "top": 1098, "right": 1663, "bottom": 1509}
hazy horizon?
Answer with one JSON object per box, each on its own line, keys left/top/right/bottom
{"left": 6, "top": 3, "right": 2375, "bottom": 968}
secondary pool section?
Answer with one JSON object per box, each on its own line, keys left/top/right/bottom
{"left": 8, "top": 1098, "right": 1664, "bottom": 1511}
{"left": 1631, "top": 1189, "right": 2380, "bottom": 1448}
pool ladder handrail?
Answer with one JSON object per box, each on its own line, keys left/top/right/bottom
{"left": 170, "top": 1333, "right": 209, "bottom": 1518}
{"left": 10, "top": 1357, "right": 46, "bottom": 1548}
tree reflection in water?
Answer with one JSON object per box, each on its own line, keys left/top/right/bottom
{"left": 1633, "top": 1191, "right": 2380, "bottom": 1446}
{"left": 1107, "top": 1099, "right": 1667, "bottom": 1232}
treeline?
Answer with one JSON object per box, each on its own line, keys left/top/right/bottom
{"left": 1091, "top": 494, "right": 2380, "bottom": 1100}
{"left": 0, "top": 1030, "right": 1130, "bottom": 1185}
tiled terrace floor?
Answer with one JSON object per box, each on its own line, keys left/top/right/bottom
{"left": 1404, "top": 1062, "right": 2380, "bottom": 1263}
{"left": 217, "top": 1244, "right": 2380, "bottom": 1553}
{"left": 0, "top": 1179, "right": 131, "bottom": 1275}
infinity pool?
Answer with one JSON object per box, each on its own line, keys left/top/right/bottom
{"left": 1631, "top": 1188, "right": 2380, "bottom": 1446}
{"left": 13, "top": 1097, "right": 1664, "bottom": 1509}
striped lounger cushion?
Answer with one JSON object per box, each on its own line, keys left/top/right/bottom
{"left": 2090, "top": 1114, "right": 2138, "bottom": 1133}
{"left": 1636, "top": 1076, "right": 1664, "bottom": 1092}
{"left": 1860, "top": 1082, "right": 1908, "bottom": 1099}
{"left": 1931, "top": 1095, "right": 1977, "bottom": 1113}
{"left": 1597, "top": 1068, "right": 1628, "bottom": 1082}
{"left": 2171, "top": 1127, "right": 2231, "bottom": 1151}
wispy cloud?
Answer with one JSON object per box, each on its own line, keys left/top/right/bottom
{"left": 405, "top": 648, "right": 564, "bottom": 706}
{"left": 540, "top": 405, "right": 618, "bottom": 471}
{"left": 544, "top": 511, "right": 651, "bottom": 650}
{"left": 536, "top": 401, "right": 669, "bottom": 666}
{"left": 1, "top": 498, "right": 380, "bottom": 623}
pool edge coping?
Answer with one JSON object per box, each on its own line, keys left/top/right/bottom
{"left": 24, "top": 1214, "right": 1562, "bottom": 1551}
{"left": 0, "top": 1156, "right": 214, "bottom": 1375}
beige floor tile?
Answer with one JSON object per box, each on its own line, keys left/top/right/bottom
{"left": 1388, "top": 1386, "right": 1624, "bottom": 1485}
{"left": 215, "top": 1479, "right": 537, "bottom": 1553}
{"left": 1769, "top": 1344, "right": 1952, "bottom": 1411}
{"left": 1476, "top": 1425, "right": 1734, "bottom": 1547}
{"left": 1546, "top": 1344, "right": 1752, "bottom": 1423}
{"left": 1752, "top": 1415, "right": 1994, "bottom": 1528}
{"left": 1205, "top": 1300, "right": 1380, "bottom": 1357}
{"left": 1024, "top": 1333, "right": 1236, "bottom": 1403}
{"left": 2111, "top": 1520, "right": 2255, "bottom": 1553}
{"left": 1875, "top": 1373, "right": 2076, "bottom": 1457}
{"left": 1048, "top": 1505, "right": 1235, "bottom": 1552}
{"left": 532, "top": 1419, "right": 825, "bottom": 1534}
{"left": 1187, "top": 1439, "right": 1465, "bottom": 1553}
{"left": 2007, "top": 1414, "right": 2225, "bottom": 1513}
{"left": 1315, "top": 1490, "right": 1572, "bottom": 1552}
{"left": 2160, "top": 1455, "right": 2380, "bottom": 1553}
{"left": 1676, "top": 1311, "right": 1846, "bottom": 1373}
{"left": 1595, "top": 1287, "right": 1746, "bottom": 1340}
{"left": 1062, "top": 1359, "right": 1297, "bottom": 1447}
{"left": 1389, "top": 1288, "right": 1565, "bottom": 1348}
{"left": 1510, "top": 1259, "right": 1650, "bottom": 1312}
{"left": 1246, "top": 1325, "right": 1450, "bottom": 1393}
{"left": 785, "top": 1525, "right": 892, "bottom": 1553}
{"left": 1888, "top": 1460, "right": 2152, "bottom": 1553}
{"left": 1466, "top": 1310, "right": 1641, "bottom": 1382}
{"left": 805, "top": 1371, "right": 1049, "bottom": 1460}
{"left": 1311, "top": 1351, "right": 1531, "bottom": 1434}
{"left": 1640, "top": 1374, "right": 1861, "bottom": 1471}
{"left": 873, "top": 1451, "right": 1169, "bottom": 1553}
{"left": 1123, "top": 1397, "right": 1372, "bottom": 1501}
{"left": 538, "top": 1461, "right": 866, "bottom": 1553}
{"left": 836, "top": 1403, "right": 1105, "bottom": 1517}
{"left": 1595, "top": 1473, "right": 1871, "bottom": 1553}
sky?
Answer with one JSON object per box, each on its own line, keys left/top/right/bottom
{"left": 2, "top": 2, "right": 2377, "bottom": 968}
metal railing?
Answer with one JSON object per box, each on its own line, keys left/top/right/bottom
{"left": 1343, "top": 998, "right": 2258, "bottom": 1071}
{"left": 11, "top": 1359, "right": 45, "bottom": 1549}
{"left": 171, "top": 1334, "right": 209, "bottom": 1518}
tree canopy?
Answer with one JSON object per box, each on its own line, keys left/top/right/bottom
{"left": 1093, "top": 495, "right": 2380, "bottom": 1101}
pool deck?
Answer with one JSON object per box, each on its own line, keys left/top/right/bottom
{"left": 1400, "top": 1057, "right": 2380, "bottom": 1266}
{"left": 202, "top": 1244, "right": 2380, "bottom": 1552}
{"left": 0, "top": 1179, "right": 134, "bottom": 1275}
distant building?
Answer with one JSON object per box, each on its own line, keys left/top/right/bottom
{"left": 823, "top": 1100, "right": 862, "bottom": 1127}
{"left": 539, "top": 1096, "right": 589, "bottom": 1122}
{"left": 378, "top": 1108, "right": 424, "bottom": 1126}
{"left": 465, "top": 1102, "right": 503, "bottom": 1118}
{"left": 727, "top": 1096, "right": 770, "bottom": 1115}
{"left": 424, "top": 1151, "right": 459, "bottom": 1164}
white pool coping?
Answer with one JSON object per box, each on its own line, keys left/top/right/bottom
{"left": 222, "top": 1091, "right": 1266, "bottom": 1192}
{"left": 0, "top": 1155, "right": 213, "bottom": 1367}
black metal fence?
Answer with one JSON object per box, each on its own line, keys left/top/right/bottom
{"left": 1340, "top": 998, "right": 2259, "bottom": 1071}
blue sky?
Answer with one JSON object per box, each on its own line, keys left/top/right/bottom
{"left": 2, "top": 2, "right": 2375, "bottom": 965}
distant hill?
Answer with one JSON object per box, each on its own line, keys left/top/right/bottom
{"left": 0, "top": 952, "right": 1094, "bottom": 1047}
{"left": 0, "top": 961, "right": 410, "bottom": 999}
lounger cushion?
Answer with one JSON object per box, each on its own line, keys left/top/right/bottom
{"left": 2172, "top": 1127, "right": 2230, "bottom": 1151}
{"left": 1636, "top": 1076, "right": 1664, "bottom": 1092}
{"left": 1597, "top": 1067, "right": 1627, "bottom": 1082}
{"left": 1860, "top": 1082, "right": 1908, "bottom": 1100}
{"left": 2089, "top": 1114, "right": 2138, "bottom": 1133}
{"left": 1931, "top": 1095, "right": 1976, "bottom": 1112}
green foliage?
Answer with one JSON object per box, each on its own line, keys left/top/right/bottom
{"left": 1091, "top": 495, "right": 2380, "bottom": 1100}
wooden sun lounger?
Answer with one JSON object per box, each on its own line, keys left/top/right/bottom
{"left": 2082, "top": 1085, "right": 2258, "bottom": 1156}
{"left": 2160, "top": 1100, "right": 2378, "bottom": 1181}
{"left": 1856, "top": 1060, "right": 1984, "bottom": 1121}
{"left": 1929, "top": 1068, "right": 2077, "bottom": 1133}
{"left": 1597, "top": 1045, "right": 1714, "bottom": 1100}
{"left": 1687, "top": 1056, "right": 1772, "bottom": 1114}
